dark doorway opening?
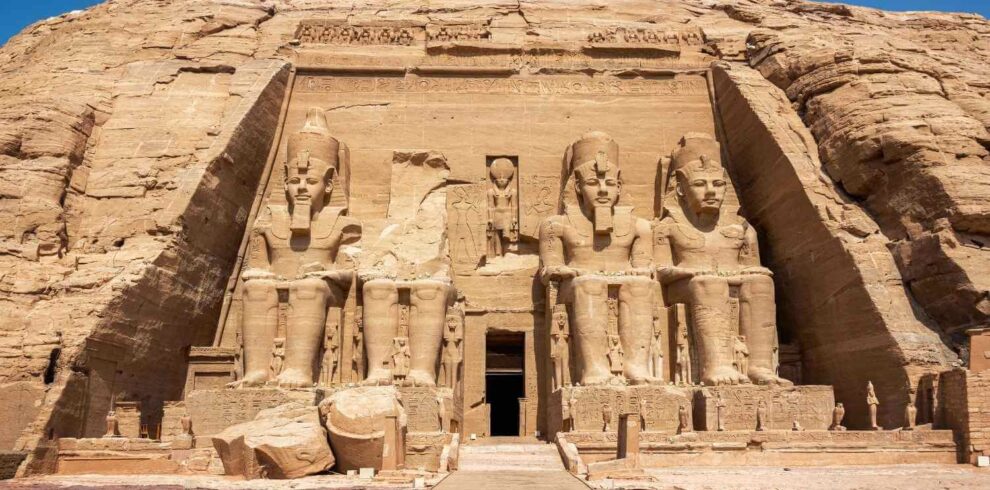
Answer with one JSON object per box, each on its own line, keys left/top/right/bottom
{"left": 486, "top": 332, "right": 524, "bottom": 437}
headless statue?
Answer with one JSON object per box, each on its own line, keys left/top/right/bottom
{"left": 655, "top": 133, "right": 789, "bottom": 387}
{"left": 539, "top": 132, "right": 656, "bottom": 385}
{"left": 236, "top": 108, "right": 361, "bottom": 388}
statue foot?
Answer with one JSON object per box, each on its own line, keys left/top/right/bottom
{"left": 407, "top": 370, "right": 437, "bottom": 387}
{"left": 227, "top": 370, "right": 269, "bottom": 389}
{"left": 581, "top": 375, "right": 611, "bottom": 386}
{"left": 276, "top": 369, "right": 313, "bottom": 388}
{"left": 703, "top": 366, "right": 750, "bottom": 386}
{"left": 361, "top": 369, "right": 393, "bottom": 386}
{"left": 626, "top": 374, "right": 660, "bottom": 386}
{"left": 748, "top": 368, "right": 793, "bottom": 386}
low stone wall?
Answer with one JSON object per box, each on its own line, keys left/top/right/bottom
{"left": 565, "top": 430, "right": 958, "bottom": 468}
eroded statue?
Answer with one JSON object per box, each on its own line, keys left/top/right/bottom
{"left": 654, "top": 133, "right": 788, "bottom": 386}
{"left": 235, "top": 108, "right": 361, "bottom": 388}
{"left": 539, "top": 132, "right": 656, "bottom": 385}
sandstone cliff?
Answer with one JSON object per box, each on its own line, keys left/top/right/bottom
{"left": 0, "top": 0, "right": 986, "bottom": 455}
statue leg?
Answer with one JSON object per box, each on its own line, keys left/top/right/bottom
{"left": 362, "top": 279, "right": 398, "bottom": 385}
{"left": 408, "top": 280, "right": 450, "bottom": 387}
{"left": 240, "top": 279, "right": 278, "bottom": 386}
{"left": 618, "top": 276, "right": 655, "bottom": 384}
{"left": 566, "top": 276, "right": 611, "bottom": 385}
{"left": 672, "top": 276, "right": 748, "bottom": 386}
{"left": 739, "top": 275, "right": 791, "bottom": 386}
{"left": 278, "top": 278, "right": 332, "bottom": 388}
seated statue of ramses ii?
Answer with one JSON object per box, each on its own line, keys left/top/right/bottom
{"left": 539, "top": 132, "right": 657, "bottom": 386}
{"left": 654, "top": 133, "right": 789, "bottom": 386}
{"left": 234, "top": 109, "right": 362, "bottom": 388}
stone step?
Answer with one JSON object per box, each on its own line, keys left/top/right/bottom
{"left": 458, "top": 443, "right": 565, "bottom": 471}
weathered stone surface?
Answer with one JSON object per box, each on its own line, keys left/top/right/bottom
{"left": 1, "top": 0, "right": 988, "bottom": 479}
{"left": 321, "top": 385, "right": 406, "bottom": 472}
{"left": 212, "top": 403, "right": 333, "bottom": 479}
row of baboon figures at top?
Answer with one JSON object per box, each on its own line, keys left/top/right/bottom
{"left": 228, "top": 108, "right": 790, "bottom": 392}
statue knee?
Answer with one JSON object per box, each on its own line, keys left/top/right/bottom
{"left": 292, "top": 278, "right": 330, "bottom": 300}
{"left": 620, "top": 277, "right": 653, "bottom": 298}
{"left": 411, "top": 280, "right": 447, "bottom": 302}
{"left": 741, "top": 275, "right": 774, "bottom": 299}
{"left": 573, "top": 276, "right": 607, "bottom": 296}
{"left": 363, "top": 280, "right": 397, "bottom": 302}
{"left": 244, "top": 279, "right": 276, "bottom": 301}
{"left": 687, "top": 276, "right": 728, "bottom": 300}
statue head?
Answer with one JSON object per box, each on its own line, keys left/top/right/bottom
{"left": 670, "top": 133, "right": 726, "bottom": 218}
{"left": 571, "top": 132, "right": 621, "bottom": 212}
{"left": 285, "top": 108, "right": 340, "bottom": 232}
{"left": 489, "top": 158, "right": 515, "bottom": 190}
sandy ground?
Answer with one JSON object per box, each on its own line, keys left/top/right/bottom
{"left": 594, "top": 465, "right": 990, "bottom": 490}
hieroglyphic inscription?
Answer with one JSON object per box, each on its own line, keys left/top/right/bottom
{"left": 185, "top": 389, "right": 318, "bottom": 436}
{"left": 426, "top": 26, "right": 490, "bottom": 42}
{"left": 447, "top": 183, "right": 487, "bottom": 270}
{"left": 296, "top": 21, "right": 419, "bottom": 45}
{"left": 563, "top": 385, "right": 687, "bottom": 433}
{"left": 587, "top": 27, "right": 704, "bottom": 45}
{"left": 520, "top": 175, "right": 557, "bottom": 239}
{"left": 697, "top": 385, "right": 833, "bottom": 431}
{"left": 399, "top": 387, "right": 443, "bottom": 432}
{"left": 296, "top": 76, "right": 709, "bottom": 96}
{"left": 296, "top": 51, "right": 709, "bottom": 71}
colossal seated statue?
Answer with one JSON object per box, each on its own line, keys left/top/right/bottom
{"left": 539, "top": 132, "right": 656, "bottom": 386}
{"left": 654, "top": 133, "right": 789, "bottom": 386}
{"left": 235, "top": 109, "right": 361, "bottom": 388}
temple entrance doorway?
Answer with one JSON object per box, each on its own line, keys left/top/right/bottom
{"left": 485, "top": 331, "right": 525, "bottom": 437}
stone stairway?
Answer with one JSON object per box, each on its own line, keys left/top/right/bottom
{"left": 456, "top": 438, "right": 566, "bottom": 472}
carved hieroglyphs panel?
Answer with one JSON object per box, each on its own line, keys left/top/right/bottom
{"left": 447, "top": 183, "right": 487, "bottom": 270}
{"left": 696, "top": 385, "right": 834, "bottom": 431}
{"left": 553, "top": 385, "right": 690, "bottom": 434}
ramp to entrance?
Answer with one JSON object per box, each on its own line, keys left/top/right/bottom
{"left": 437, "top": 438, "right": 588, "bottom": 489}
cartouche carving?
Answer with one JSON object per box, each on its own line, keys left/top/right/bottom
{"left": 235, "top": 108, "right": 361, "bottom": 388}
{"left": 655, "top": 133, "right": 788, "bottom": 387}
{"left": 539, "top": 132, "right": 656, "bottom": 385}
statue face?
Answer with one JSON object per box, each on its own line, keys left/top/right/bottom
{"left": 495, "top": 177, "right": 510, "bottom": 189}
{"left": 286, "top": 168, "right": 333, "bottom": 213}
{"left": 575, "top": 167, "right": 621, "bottom": 212}
{"left": 677, "top": 168, "right": 726, "bottom": 216}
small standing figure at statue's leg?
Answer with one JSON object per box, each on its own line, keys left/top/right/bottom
{"left": 829, "top": 403, "right": 847, "bottom": 431}
{"left": 867, "top": 381, "right": 881, "bottom": 430}
{"left": 755, "top": 400, "right": 767, "bottom": 432}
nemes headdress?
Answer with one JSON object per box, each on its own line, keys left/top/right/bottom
{"left": 570, "top": 131, "right": 620, "bottom": 179}
{"left": 286, "top": 108, "right": 340, "bottom": 184}
{"left": 670, "top": 132, "right": 722, "bottom": 177}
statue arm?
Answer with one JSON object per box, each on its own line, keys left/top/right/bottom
{"left": 653, "top": 221, "right": 697, "bottom": 284}
{"left": 538, "top": 218, "right": 574, "bottom": 283}
{"left": 629, "top": 218, "right": 654, "bottom": 273}
{"left": 307, "top": 217, "right": 362, "bottom": 285}
{"left": 740, "top": 223, "right": 772, "bottom": 275}
{"left": 243, "top": 207, "right": 275, "bottom": 280}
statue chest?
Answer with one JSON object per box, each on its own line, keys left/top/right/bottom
{"left": 670, "top": 224, "right": 746, "bottom": 268}
{"left": 561, "top": 225, "right": 636, "bottom": 269}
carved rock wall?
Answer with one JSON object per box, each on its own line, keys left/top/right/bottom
{"left": 0, "top": 0, "right": 987, "bottom": 459}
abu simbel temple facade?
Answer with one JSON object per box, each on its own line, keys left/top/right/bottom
{"left": 1, "top": 0, "right": 990, "bottom": 486}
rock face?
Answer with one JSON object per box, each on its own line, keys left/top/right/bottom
{"left": 0, "top": 0, "right": 987, "bottom": 476}
{"left": 212, "top": 403, "right": 333, "bottom": 479}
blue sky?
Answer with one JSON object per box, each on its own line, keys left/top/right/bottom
{"left": 1, "top": 0, "right": 989, "bottom": 46}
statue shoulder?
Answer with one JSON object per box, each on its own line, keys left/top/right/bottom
{"left": 336, "top": 215, "right": 363, "bottom": 246}
{"left": 265, "top": 205, "right": 291, "bottom": 239}
{"left": 540, "top": 215, "right": 567, "bottom": 233}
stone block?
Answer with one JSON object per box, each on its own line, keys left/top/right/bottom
{"left": 550, "top": 385, "right": 691, "bottom": 435}
{"left": 694, "top": 385, "right": 834, "bottom": 431}
{"left": 186, "top": 388, "right": 321, "bottom": 436}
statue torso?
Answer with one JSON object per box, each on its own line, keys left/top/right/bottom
{"left": 260, "top": 205, "right": 350, "bottom": 277}
{"left": 658, "top": 210, "right": 749, "bottom": 273}
{"left": 554, "top": 208, "right": 642, "bottom": 273}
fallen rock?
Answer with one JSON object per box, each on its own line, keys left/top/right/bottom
{"left": 212, "top": 403, "right": 333, "bottom": 479}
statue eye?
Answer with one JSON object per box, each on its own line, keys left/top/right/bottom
{"left": 605, "top": 179, "right": 617, "bottom": 186}
{"left": 288, "top": 177, "right": 300, "bottom": 184}
{"left": 692, "top": 180, "right": 706, "bottom": 187}
{"left": 307, "top": 178, "right": 319, "bottom": 185}
{"left": 585, "top": 178, "right": 599, "bottom": 186}
{"left": 713, "top": 180, "right": 726, "bottom": 187}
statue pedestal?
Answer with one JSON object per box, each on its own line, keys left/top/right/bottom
{"left": 185, "top": 388, "right": 323, "bottom": 437}
{"left": 694, "top": 385, "right": 834, "bottom": 431}
{"left": 550, "top": 385, "right": 691, "bottom": 436}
